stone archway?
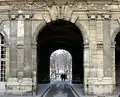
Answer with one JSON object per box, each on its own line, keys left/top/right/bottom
{"left": 111, "top": 27, "right": 120, "bottom": 91}
{"left": 32, "top": 20, "right": 89, "bottom": 44}
{"left": 37, "top": 19, "right": 84, "bottom": 84}
{"left": 32, "top": 19, "right": 89, "bottom": 93}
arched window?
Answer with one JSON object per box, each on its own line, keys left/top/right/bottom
{"left": 0, "top": 34, "right": 6, "bottom": 82}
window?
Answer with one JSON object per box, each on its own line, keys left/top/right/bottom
{"left": 0, "top": 34, "right": 6, "bottom": 82}
{"left": 1, "top": 61, "right": 5, "bottom": 81}
{"left": 1, "top": 36, "right": 4, "bottom": 44}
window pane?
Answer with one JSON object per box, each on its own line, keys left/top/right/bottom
{"left": 1, "top": 55, "right": 5, "bottom": 58}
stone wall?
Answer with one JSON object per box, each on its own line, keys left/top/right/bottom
{"left": 0, "top": 1, "right": 119, "bottom": 95}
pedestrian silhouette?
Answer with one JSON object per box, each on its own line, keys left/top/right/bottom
{"left": 60, "top": 74, "right": 64, "bottom": 81}
{"left": 61, "top": 74, "right": 67, "bottom": 81}
{"left": 63, "top": 74, "right": 67, "bottom": 81}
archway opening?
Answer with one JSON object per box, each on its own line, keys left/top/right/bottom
{"left": 115, "top": 32, "right": 120, "bottom": 86}
{"left": 50, "top": 49, "right": 72, "bottom": 82}
{"left": 37, "top": 19, "right": 84, "bottom": 84}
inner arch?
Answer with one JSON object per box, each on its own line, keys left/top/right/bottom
{"left": 50, "top": 49, "right": 72, "bottom": 82}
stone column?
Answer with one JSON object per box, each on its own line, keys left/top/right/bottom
{"left": 111, "top": 42, "right": 116, "bottom": 91}
{"left": 9, "top": 15, "right": 17, "bottom": 77}
{"left": 32, "top": 70, "right": 37, "bottom": 95}
{"left": 84, "top": 43, "right": 90, "bottom": 94}
{"left": 32, "top": 43, "right": 37, "bottom": 72}
{"left": 6, "top": 46, "right": 10, "bottom": 80}
{"left": 96, "top": 17, "right": 104, "bottom": 80}
{"left": 89, "top": 20, "right": 97, "bottom": 77}
{"left": 32, "top": 43, "right": 37, "bottom": 94}
{"left": 17, "top": 15, "right": 24, "bottom": 72}
{"left": 24, "top": 15, "right": 32, "bottom": 77}
{"left": 103, "top": 20, "right": 112, "bottom": 77}
{"left": 97, "top": 43, "right": 104, "bottom": 80}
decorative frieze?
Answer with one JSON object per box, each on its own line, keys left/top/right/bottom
{"left": 9, "top": 14, "right": 33, "bottom": 20}
{"left": 1, "top": 1, "right": 120, "bottom": 14}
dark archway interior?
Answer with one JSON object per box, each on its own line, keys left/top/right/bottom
{"left": 115, "top": 32, "right": 120, "bottom": 85}
{"left": 37, "top": 19, "right": 83, "bottom": 84}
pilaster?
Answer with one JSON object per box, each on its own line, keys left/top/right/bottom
{"left": 9, "top": 15, "right": 17, "bottom": 77}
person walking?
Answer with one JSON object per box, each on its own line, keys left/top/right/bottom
{"left": 63, "top": 74, "right": 67, "bottom": 81}
{"left": 60, "top": 74, "right": 64, "bottom": 81}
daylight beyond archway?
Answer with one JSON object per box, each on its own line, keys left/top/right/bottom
{"left": 50, "top": 49, "right": 72, "bottom": 82}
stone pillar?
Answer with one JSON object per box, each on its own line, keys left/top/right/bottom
{"left": 32, "top": 70, "right": 37, "bottom": 95}
{"left": 111, "top": 42, "right": 116, "bottom": 91}
{"left": 17, "top": 46, "right": 24, "bottom": 70}
{"left": 84, "top": 43, "right": 90, "bottom": 94}
{"left": 6, "top": 46, "right": 10, "bottom": 80}
{"left": 89, "top": 20, "right": 97, "bottom": 77}
{"left": 97, "top": 43, "right": 104, "bottom": 80}
{"left": 87, "top": 15, "right": 114, "bottom": 95}
{"left": 5, "top": 46, "right": 10, "bottom": 79}
{"left": 24, "top": 15, "right": 32, "bottom": 77}
{"left": 32, "top": 44, "right": 37, "bottom": 94}
{"left": 32, "top": 43, "right": 37, "bottom": 71}
{"left": 17, "top": 15, "right": 24, "bottom": 77}
{"left": 32, "top": 43, "right": 37, "bottom": 95}
{"left": 103, "top": 20, "right": 112, "bottom": 77}
{"left": 9, "top": 15, "right": 17, "bottom": 77}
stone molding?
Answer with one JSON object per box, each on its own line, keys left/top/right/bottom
{"left": 9, "top": 14, "right": 33, "bottom": 20}
{"left": 17, "top": 44, "right": 24, "bottom": 49}
{"left": 87, "top": 13, "right": 111, "bottom": 20}
{"left": 1, "top": 1, "right": 120, "bottom": 11}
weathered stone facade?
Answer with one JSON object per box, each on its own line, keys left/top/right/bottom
{"left": 0, "top": 0, "right": 120, "bottom": 96}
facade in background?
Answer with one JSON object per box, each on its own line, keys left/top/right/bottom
{"left": 0, "top": 0, "right": 120, "bottom": 96}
